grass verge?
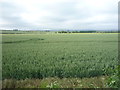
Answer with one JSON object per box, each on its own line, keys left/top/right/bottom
{"left": 2, "top": 76, "right": 109, "bottom": 88}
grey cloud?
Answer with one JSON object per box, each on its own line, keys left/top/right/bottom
{"left": 0, "top": 0, "right": 118, "bottom": 30}
{"left": 0, "top": 2, "right": 36, "bottom": 29}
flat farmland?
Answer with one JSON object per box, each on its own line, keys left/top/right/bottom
{"left": 2, "top": 33, "right": 118, "bottom": 80}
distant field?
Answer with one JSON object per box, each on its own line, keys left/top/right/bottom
{"left": 2, "top": 33, "right": 118, "bottom": 80}
{"left": 1, "top": 30, "right": 54, "bottom": 34}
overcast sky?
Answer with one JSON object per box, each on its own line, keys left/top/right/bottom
{"left": 0, "top": 0, "right": 119, "bottom": 30}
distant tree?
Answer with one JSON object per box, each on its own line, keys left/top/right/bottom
{"left": 13, "top": 29, "right": 18, "bottom": 31}
{"left": 58, "top": 31, "right": 67, "bottom": 33}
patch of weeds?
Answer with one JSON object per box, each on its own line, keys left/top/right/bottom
{"left": 107, "top": 65, "right": 120, "bottom": 88}
{"left": 46, "top": 81, "right": 60, "bottom": 88}
{"left": 39, "top": 82, "right": 48, "bottom": 88}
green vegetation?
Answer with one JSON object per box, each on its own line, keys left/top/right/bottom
{"left": 2, "top": 33, "right": 118, "bottom": 80}
{"left": 107, "top": 65, "right": 120, "bottom": 88}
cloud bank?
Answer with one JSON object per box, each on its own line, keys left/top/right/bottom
{"left": 0, "top": 0, "right": 119, "bottom": 30}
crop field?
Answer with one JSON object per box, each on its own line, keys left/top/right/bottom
{"left": 2, "top": 33, "right": 118, "bottom": 80}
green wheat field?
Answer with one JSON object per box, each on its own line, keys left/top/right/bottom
{"left": 1, "top": 31, "right": 119, "bottom": 88}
